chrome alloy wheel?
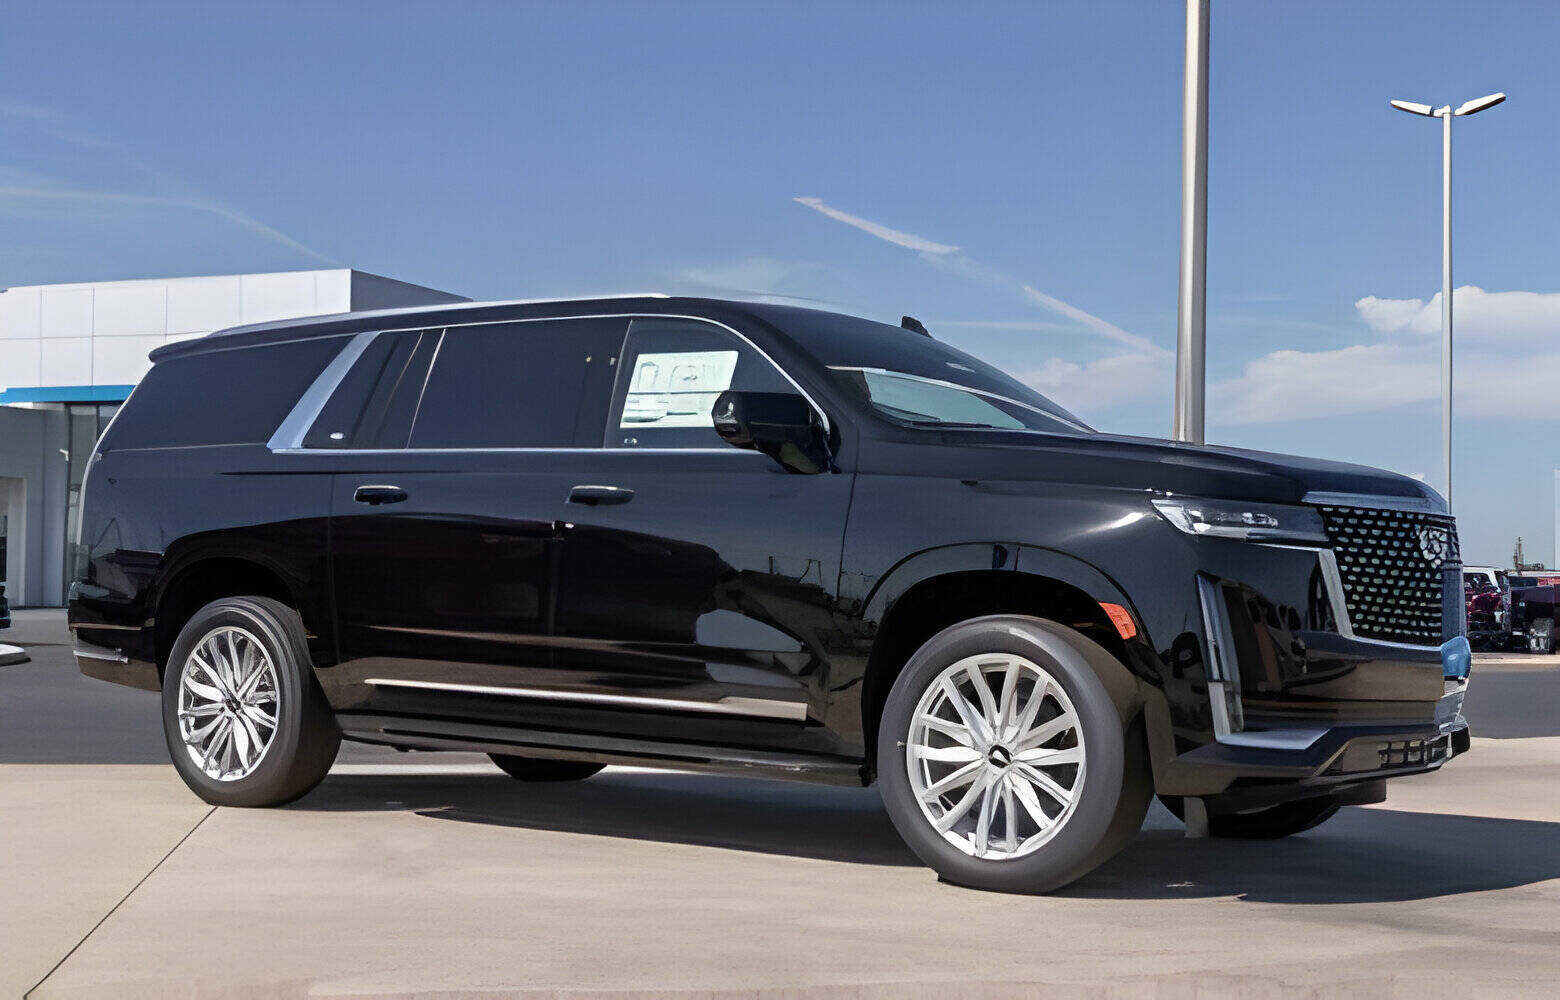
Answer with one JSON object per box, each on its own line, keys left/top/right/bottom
{"left": 904, "top": 653, "right": 1086, "bottom": 860}
{"left": 177, "top": 625, "right": 281, "bottom": 781}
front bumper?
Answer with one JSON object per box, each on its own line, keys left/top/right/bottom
{"left": 1157, "top": 548, "right": 1473, "bottom": 804}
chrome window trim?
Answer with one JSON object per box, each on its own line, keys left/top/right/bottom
{"left": 266, "top": 331, "right": 381, "bottom": 450}
{"left": 271, "top": 446, "right": 761, "bottom": 457}
{"left": 363, "top": 677, "right": 808, "bottom": 722}
{"left": 266, "top": 312, "right": 829, "bottom": 454}
{"left": 1302, "top": 490, "right": 1447, "bottom": 516}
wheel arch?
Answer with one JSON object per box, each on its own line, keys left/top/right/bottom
{"left": 151, "top": 554, "right": 303, "bottom": 678}
{"left": 857, "top": 544, "right": 1170, "bottom": 781}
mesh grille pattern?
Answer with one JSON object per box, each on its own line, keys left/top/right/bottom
{"left": 1318, "top": 505, "right": 1459, "bottom": 645}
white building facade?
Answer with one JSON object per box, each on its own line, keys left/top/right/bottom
{"left": 0, "top": 269, "right": 464, "bottom": 607}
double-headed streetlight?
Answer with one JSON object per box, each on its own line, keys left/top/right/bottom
{"left": 1389, "top": 92, "right": 1505, "bottom": 510}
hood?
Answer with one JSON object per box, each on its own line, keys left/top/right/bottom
{"left": 934, "top": 430, "right": 1446, "bottom": 512}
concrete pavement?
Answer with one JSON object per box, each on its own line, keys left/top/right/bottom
{"left": 4, "top": 739, "right": 1557, "bottom": 998}
{"left": 4, "top": 608, "right": 1559, "bottom": 997}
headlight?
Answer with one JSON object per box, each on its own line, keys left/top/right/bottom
{"left": 1151, "top": 496, "right": 1328, "bottom": 544}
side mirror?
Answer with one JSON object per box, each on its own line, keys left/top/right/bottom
{"left": 712, "top": 391, "right": 832, "bottom": 474}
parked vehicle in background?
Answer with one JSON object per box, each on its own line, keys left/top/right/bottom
{"left": 1463, "top": 566, "right": 1510, "bottom": 650}
{"left": 1510, "top": 585, "right": 1559, "bottom": 654}
{"left": 68, "top": 295, "right": 1474, "bottom": 894}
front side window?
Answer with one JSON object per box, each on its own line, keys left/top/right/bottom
{"left": 408, "top": 318, "right": 626, "bottom": 449}
{"left": 605, "top": 318, "right": 794, "bottom": 448}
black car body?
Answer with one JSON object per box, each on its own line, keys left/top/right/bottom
{"left": 68, "top": 296, "right": 1473, "bottom": 890}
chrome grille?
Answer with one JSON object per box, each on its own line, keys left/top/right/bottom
{"left": 1317, "top": 504, "right": 1459, "bottom": 645}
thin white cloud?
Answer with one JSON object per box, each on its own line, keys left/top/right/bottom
{"left": 793, "top": 196, "right": 960, "bottom": 255}
{"left": 794, "top": 195, "right": 1163, "bottom": 358}
{"left": 1356, "top": 286, "right": 1560, "bottom": 344}
{"left": 1212, "top": 340, "right": 1560, "bottom": 424}
{"left": 0, "top": 104, "right": 335, "bottom": 264}
{"left": 0, "top": 183, "right": 336, "bottom": 264}
{"left": 1020, "top": 283, "right": 1167, "bottom": 357}
{"left": 1020, "top": 352, "right": 1172, "bottom": 421}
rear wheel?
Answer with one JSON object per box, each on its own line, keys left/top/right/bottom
{"left": 877, "top": 615, "right": 1151, "bottom": 894}
{"left": 161, "top": 596, "right": 340, "bottom": 807}
{"left": 489, "top": 754, "right": 604, "bottom": 782}
{"left": 1158, "top": 793, "right": 1341, "bottom": 839}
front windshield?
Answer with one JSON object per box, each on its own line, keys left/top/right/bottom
{"left": 835, "top": 368, "right": 1091, "bottom": 434}
{"left": 759, "top": 304, "right": 1093, "bottom": 436}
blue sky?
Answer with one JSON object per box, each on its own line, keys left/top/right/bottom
{"left": 1, "top": 0, "right": 1555, "bottom": 565}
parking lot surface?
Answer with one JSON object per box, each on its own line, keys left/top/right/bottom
{"left": 4, "top": 609, "right": 1559, "bottom": 998}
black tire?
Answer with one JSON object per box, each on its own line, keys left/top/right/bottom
{"left": 489, "top": 754, "right": 605, "bottom": 782}
{"left": 1158, "top": 793, "right": 1341, "bottom": 839}
{"left": 877, "top": 615, "right": 1152, "bottom": 894}
{"left": 161, "top": 596, "right": 340, "bottom": 807}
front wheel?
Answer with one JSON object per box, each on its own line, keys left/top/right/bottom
{"left": 161, "top": 596, "right": 340, "bottom": 807}
{"left": 877, "top": 616, "right": 1151, "bottom": 894}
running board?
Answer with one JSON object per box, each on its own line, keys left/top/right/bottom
{"left": 335, "top": 713, "right": 864, "bottom": 786}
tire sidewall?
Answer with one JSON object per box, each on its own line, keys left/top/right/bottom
{"left": 161, "top": 597, "right": 317, "bottom": 807}
{"left": 877, "top": 616, "right": 1128, "bottom": 893}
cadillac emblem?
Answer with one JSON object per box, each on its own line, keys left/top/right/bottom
{"left": 1417, "top": 525, "right": 1452, "bottom": 568}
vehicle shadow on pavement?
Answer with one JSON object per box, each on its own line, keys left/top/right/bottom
{"left": 1068, "top": 807, "right": 1560, "bottom": 904}
{"left": 296, "top": 772, "right": 1560, "bottom": 900}
{"left": 295, "top": 770, "right": 922, "bottom": 866}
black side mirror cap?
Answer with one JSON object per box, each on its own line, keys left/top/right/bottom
{"left": 712, "top": 391, "right": 832, "bottom": 474}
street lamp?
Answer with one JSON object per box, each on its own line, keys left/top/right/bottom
{"left": 1390, "top": 92, "right": 1505, "bottom": 511}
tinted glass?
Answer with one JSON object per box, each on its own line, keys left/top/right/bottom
{"left": 303, "top": 332, "right": 421, "bottom": 448}
{"left": 105, "top": 337, "right": 347, "bottom": 449}
{"left": 408, "top": 319, "right": 626, "bottom": 449}
{"left": 605, "top": 317, "right": 793, "bottom": 449}
{"left": 758, "top": 305, "right": 1091, "bottom": 433}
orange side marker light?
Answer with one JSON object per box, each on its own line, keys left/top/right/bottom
{"left": 1100, "top": 602, "right": 1137, "bottom": 641}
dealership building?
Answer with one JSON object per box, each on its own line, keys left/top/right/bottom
{"left": 0, "top": 269, "right": 465, "bottom": 607}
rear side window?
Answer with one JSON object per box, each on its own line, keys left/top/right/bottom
{"left": 105, "top": 337, "right": 347, "bottom": 449}
{"left": 302, "top": 331, "right": 423, "bottom": 448}
{"left": 407, "top": 318, "right": 627, "bottom": 449}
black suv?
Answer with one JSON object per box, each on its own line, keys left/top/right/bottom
{"left": 69, "top": 296, "right": 1472, "bottom": 893}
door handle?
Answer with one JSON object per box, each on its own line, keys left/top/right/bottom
{"left": 354, "top": 485, "right": 408, "bottom": 506}
{"left": 567, "top": 484, "right": 635, "bottom": 506}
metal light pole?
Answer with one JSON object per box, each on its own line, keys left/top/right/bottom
{"left": 1390, "top": 92, "right": 1505, "bottom": 510}
{"left": 1173, "top": 0, "right": 1210, "bottom": 445}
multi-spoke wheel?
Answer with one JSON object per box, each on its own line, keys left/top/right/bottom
{"left": 162, "top": 596, "right": 340, "bottom": 807}
{"left": 905, "top": 653, "right": 1086, "bottom": 861}
{"left": 177, "top": 626, "right": 280, "bottom": 781}
{"left": 878, "top": 615, "right": 1152, "bottom": 894}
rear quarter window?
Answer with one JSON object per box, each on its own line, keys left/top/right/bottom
{"left": 104, "top": 337, "right": 348, "bottom": 449}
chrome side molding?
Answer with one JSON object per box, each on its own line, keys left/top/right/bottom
{"left": 363, "top": 677, "right": 809, "bottom": 722}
